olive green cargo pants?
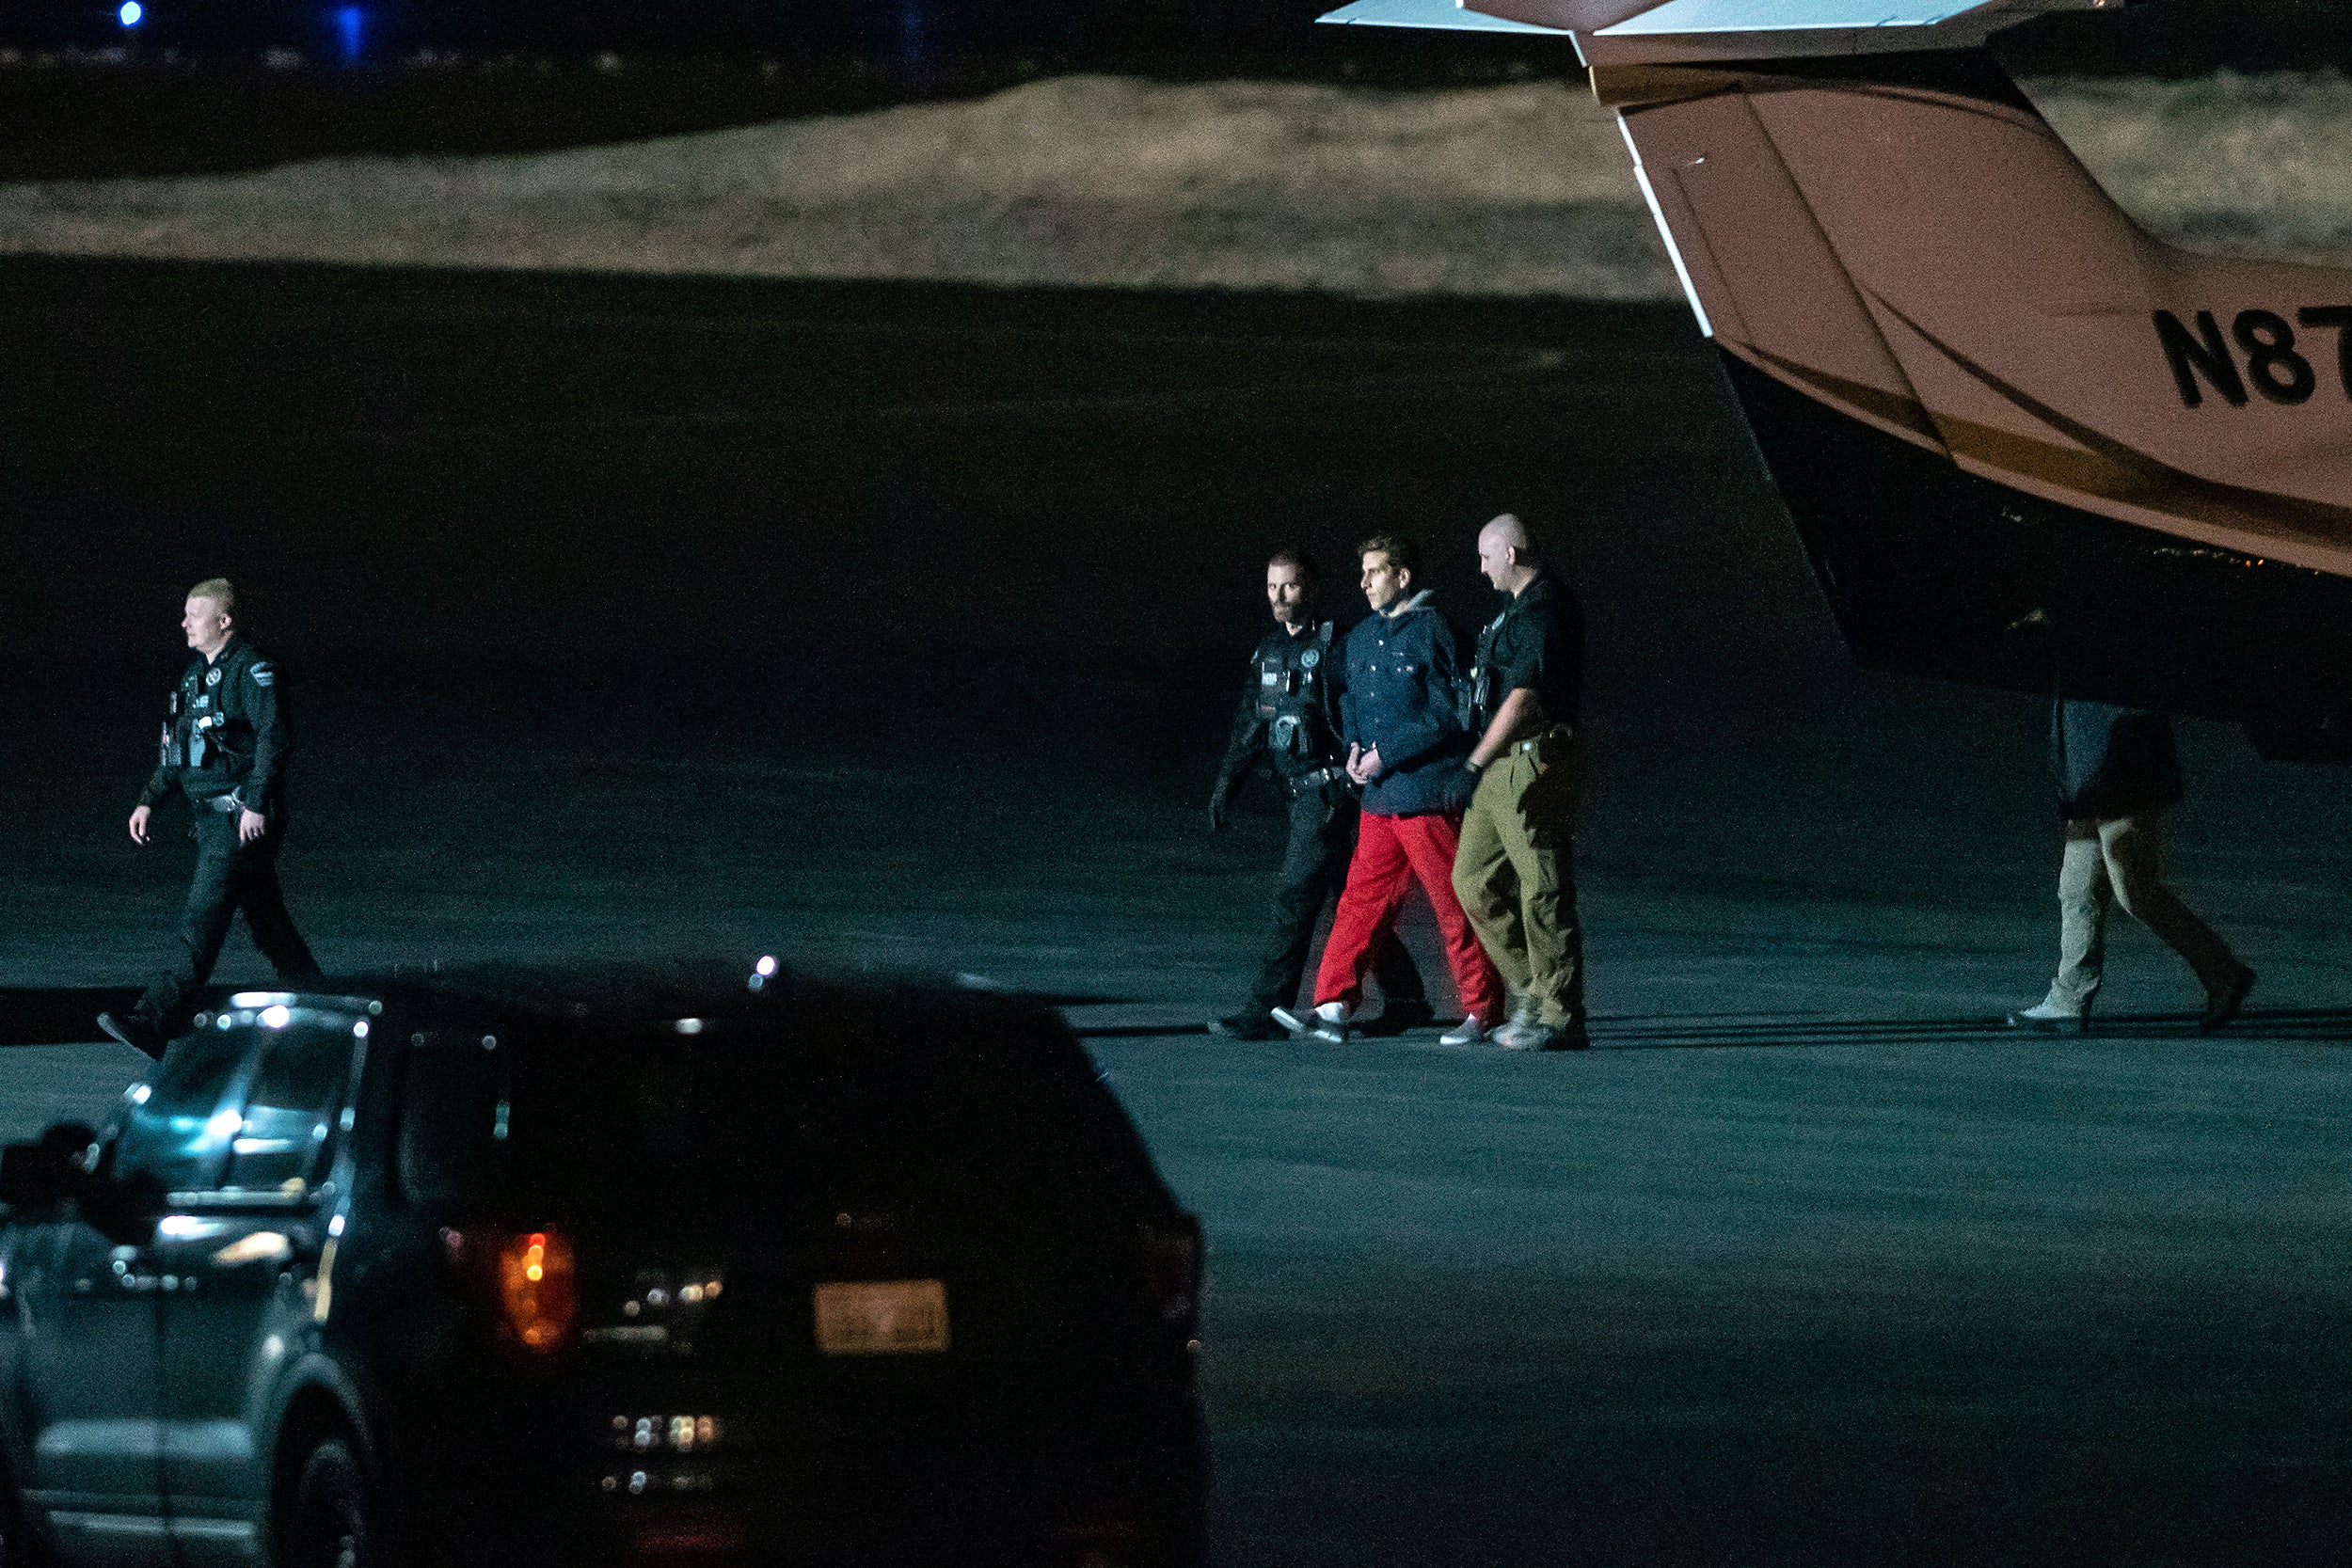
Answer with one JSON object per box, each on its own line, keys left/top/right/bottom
{"left": 1452, "top": 729, "right": 1585, "bottom": 1028}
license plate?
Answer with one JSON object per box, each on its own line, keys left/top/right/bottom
{"left": 812, "top": 1279, "right": 950, "bottom": 1356}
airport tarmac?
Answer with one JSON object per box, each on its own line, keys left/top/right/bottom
{"left": 2, "top": 259, "right": 2348, "bottom": 1564}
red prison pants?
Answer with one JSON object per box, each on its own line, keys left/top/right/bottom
{"left": 1315, "top": 810, "right": 1506, "bottom": 1023}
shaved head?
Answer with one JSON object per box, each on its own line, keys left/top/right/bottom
{"left": 1477, "top": 512, "right": 1544, "bottom": 594}
{"left": 1479, "top": 514, "right": 1534, "bottom": 559}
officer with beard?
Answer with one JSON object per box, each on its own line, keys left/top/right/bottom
{"left": 1208, "top": 547, "right": 1430, "bottom": 1039}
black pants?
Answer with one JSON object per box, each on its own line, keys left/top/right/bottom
{"left": 1249, "top": 784, "right": 1425, "bottom": 1014}
{"left": 135, "top": 809, "right": 323, "bottom": 1033}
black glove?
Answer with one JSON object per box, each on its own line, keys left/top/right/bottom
{"left": 1208, "top": 778, "right": 1232, "bottom": 832}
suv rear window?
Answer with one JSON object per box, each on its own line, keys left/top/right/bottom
{"left": 222, "top": 1020, "right": 360, "bottom": 1196}
{"left": 395, "top": 994, "right": 1155, "bottom": 1227}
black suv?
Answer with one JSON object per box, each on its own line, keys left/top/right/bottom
{"left": 0, "top": 966, "right": 1205, "bottom": 1568}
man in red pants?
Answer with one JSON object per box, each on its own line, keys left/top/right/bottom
{"left": 1275, "top": 536, "right": 1506, "bottom": 1044}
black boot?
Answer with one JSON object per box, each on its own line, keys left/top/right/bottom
{"left": 96, "top": 1010, "right": 168, "bottom": 1060}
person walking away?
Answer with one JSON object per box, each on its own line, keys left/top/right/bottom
{"left": 2007, "top": 698, "right": 2254, "bottom": 1035}
{"left": 98, "top": 578, "right": 324, "bottom": 1057}
{"left": 1207, "top": 548, "right": 1431, "bottom": 1038}
{"left": 1453, "top": 513, "right": 1591, "bottom": 1051}
{"left": 1280, "top": 536, "right": 1505, "bottom": 1044}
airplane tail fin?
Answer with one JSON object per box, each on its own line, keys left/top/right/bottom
{"left": 1602, "top": 47, "right": 2352, "bottom": 727}
{"left": 1315, "top": 0, "right": 2352, "bottom": 738}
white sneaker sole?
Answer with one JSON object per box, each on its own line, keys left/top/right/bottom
{"left": 2004, "top": 1010, "right": 2090, "bottom": 1036}
{"left": 1272, "top": 1006, "right": 1354, "bottom": 1043}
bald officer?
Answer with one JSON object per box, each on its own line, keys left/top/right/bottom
{"left": 1453, "top": 514, "right": 1590, "bottom": 1051}
{"left": 99, "top": 578, "right": 323, "bottom": 1057}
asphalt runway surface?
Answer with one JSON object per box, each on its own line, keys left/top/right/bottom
{"left": 4, "top": 258, "right": 2349, "bottom": 1564}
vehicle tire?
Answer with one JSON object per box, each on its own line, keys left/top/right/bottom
{"left": 280, "top": 1437, "right": 372, "bottom": 1568}
{"left": 0, "top": 1460, "right": 49, "bottom": 1568}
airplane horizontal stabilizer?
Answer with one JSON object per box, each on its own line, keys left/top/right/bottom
{"left": 1461, "top": 0, "right": 2112, "bottom": 63}
{"left": 1315, "top": 0, "right": 1571, "bottom": 33}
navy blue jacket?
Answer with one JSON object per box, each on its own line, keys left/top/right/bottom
{"left": 2052, "top": 699, "right": 2183, "bottom": 821}
{"left": 1341, "top": 593, "right": 1476, "bottom": 817}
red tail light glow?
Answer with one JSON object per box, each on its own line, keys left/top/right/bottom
{"left": 496, "top": 1228, "right": 578, "bottom": 1351}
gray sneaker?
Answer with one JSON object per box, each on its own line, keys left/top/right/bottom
{"left": 2006, "top": 998, "right": 2090, "bottom": 1036}
{"left": 1437, "top": 1014, "right": 1491, "bottom": 1046}
{"left": 1502, "top": 1020, "right": 1590, "bottom": 1052}
{"left": 1488, "top": 1003, "right": 1539, "bottom": 1050}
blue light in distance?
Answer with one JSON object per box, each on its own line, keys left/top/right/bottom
{"left": 894, "top": 0, "right": 930, "bottom": 68}
{"left": 332, "top": 5, "right": 364, "bottom": 62}
{"left": 118, "top": 0, "right": 143, "bottom": 24}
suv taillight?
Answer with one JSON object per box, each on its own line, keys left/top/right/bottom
{"left": 490, "top": 1227, "right": 578, "bottom": 1352}
{"left": 1144, "top": 1215, "right": 1202, "bottom": 1346}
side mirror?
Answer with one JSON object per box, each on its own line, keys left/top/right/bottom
{"left": 0, "top": 1121, "right": 99, "bottom": 1213}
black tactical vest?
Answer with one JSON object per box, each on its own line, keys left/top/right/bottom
{"left": 161, "top": 651, "right": 256, "bottom": 782}
{"left": 1254, "top": 621, "right": 1340, "bottom": 771}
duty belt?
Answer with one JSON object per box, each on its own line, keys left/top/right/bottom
{"left": 1294, "top": 765, "right": 1353, "bottom": 789}
{"left": 201, "top": 792, "right": 245, "bottom": 814}
{"left": 1509, "top": 724, "right": 1575, "bottom": 756}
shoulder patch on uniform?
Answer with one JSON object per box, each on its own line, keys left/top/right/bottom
{"left": 250, "top": 662, "right": 275, "bottom": 687}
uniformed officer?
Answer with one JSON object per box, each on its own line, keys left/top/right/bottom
{"left": 1208, "top": 548, "right": 1430, "bottom": 1039}
{"left": 98, "top": 578, "right": 324, "bottom": 1057}
{"left": 1452, "top": 514, "right": 1591, "bottom": 1051}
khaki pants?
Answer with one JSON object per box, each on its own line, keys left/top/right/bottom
{"left": 2046, "top": 813, "right": 2239, "bottom": 1008}
{"left": 1452, "top": 730, "right": 1585, "bottom": 1027}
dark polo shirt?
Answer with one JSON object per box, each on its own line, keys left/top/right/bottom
{"left": 1477, "top": 572, "right": 1584, "bottom": 728}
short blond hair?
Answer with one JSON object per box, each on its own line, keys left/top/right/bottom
{"left": 187, "top": 578, "right": 238, "bottom": 619}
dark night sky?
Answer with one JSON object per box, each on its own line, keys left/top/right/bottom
{"left": 3, "top": 0, "right": 2343, "bottom": 187}
{"left": 3, "top": 0, "right": 2349, "bottom": 73}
